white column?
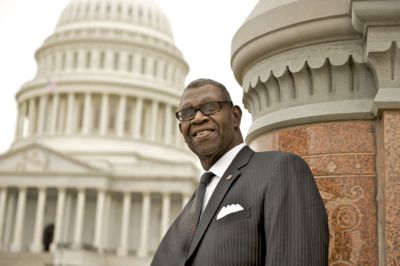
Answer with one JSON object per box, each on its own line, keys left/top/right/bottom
{"left": 49, "top": 94, "right": 59, "bottom": 134}
{"left": 163, "top": 104, "right": 172, "bottom": 144}
{"left": 133, "top": 98, "right": 143, "bottom": 139}
{"left": 36, "top": 95, "right": 47, "bottom": 135}
{"left": 116, "top": 95, "right": 127, "bottom": 137}
{"left": 73, "top": 188, "right": 86, "bottom": 247}
{"left": 15, "top": 102, "right": 27, "bottom": 139}
{"left": 82, "top": 93, "right": 92, "bottom": 135}
{"left": 117, "top": 192, "right": 131, "bottom": 256}
{"left": 150, "top": 101, "right": 159, "bottom": 141}
{"left": 62, "top": 193, "right": 73, "bottom": 243}
{"left": 66, "top": 93, "right": 75, "bottom": 134}
{"left": 30, "top": 187, "right": 47, "bottom": 253}
{"left": 51, "top": 188, "right": 66, "bottom": 252}
{"left": 105, "top": 50, "right": 113, "bottom": 70}
{"left": 119, "top": 51, "right": 128, "bottom": 72}
{"left": 77, "top": 49, "right": 85, "bottom": 70}
{"left": 10, "top": 187, "right": 27, "bottom": 252}
{"left": 93, "top": 189, "right": 106, "bottom": 250}
{"left": 100, "top": 94, "right": 109, "bottom": 136}
{"left": 102, "top": 194, "right": 112, "bottom": 247}
{"left": 160, "top": 193, "right": 171, "bottom": 239}
{"left": 138, "top": 192, "right": 151, "bottom": 257}
{"left": 15, "top": 102, "right": 22, "bottom": 138}
{"left": 3, "top": 192, "right": 16, "bottom": 251}
{"left": 28, "top": 98, "right": 37, "bottom": 136}
{"left": 0, "top": 188, "right": 8, "bottom": 250}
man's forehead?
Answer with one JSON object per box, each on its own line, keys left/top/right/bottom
{"left": 180, "top": 85, "right": 222, "bottom": 106}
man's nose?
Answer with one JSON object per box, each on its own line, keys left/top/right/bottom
{"left": 191, "top": 110, "right": 208, "bottom": 124}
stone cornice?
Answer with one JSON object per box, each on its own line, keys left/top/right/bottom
{"left": 231, "top": 0, "right": 359, "bottom": 84}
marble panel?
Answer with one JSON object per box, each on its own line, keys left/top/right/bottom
{"left": 382, "top": 111, "right": 400, "bottom": 265}
{"left": 316, "top": 176, "right": 378, "bottom": 266}
{"left": 250, "top": 121, "right": 375, "bottom": 156}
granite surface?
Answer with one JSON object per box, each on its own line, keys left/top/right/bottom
{"left": 383, "top": 111, "right": 400, "bottom": 266}
{"left": 249, "top": 120, "right": 378, "bottom": 265}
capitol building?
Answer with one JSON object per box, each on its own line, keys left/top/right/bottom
{"left": 0, "top": 0, "right": 198, "bottom": 265}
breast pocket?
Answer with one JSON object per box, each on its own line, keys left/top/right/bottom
{"left": 213, "top": 207, "right": 252, "bottom": 229}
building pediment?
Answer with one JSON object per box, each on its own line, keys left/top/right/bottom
{"left": 0, "top": 143, "right": 100, "bottom": 175}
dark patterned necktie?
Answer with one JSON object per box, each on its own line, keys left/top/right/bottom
{"left": 192, "top": 171, "right": 214, "bottom": 228}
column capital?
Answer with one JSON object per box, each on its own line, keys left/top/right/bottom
{"left": 57, "top": 187, "right": 67, "bottom": 193}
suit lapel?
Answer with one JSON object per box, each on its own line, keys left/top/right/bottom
{"left": 186, "top": 146, "right": 254, "bottom": 259}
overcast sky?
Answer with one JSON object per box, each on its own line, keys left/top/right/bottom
{"left": 0, "top": 0, "right": 258, "bottom": 154}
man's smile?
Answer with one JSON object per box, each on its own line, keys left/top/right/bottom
{"left": 191, "top": 128, "right": 216, "bottom": 139}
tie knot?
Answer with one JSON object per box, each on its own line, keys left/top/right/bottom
{"left": 200, "top": 172, "right": 214, "bottom": 185}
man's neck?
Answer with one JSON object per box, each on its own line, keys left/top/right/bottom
{"left": 199, "top": 141, "right": 244, "bottom": 170}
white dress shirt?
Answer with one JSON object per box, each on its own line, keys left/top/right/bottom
{"left": 201, "top": 143, "right": 246, "bottom": 211}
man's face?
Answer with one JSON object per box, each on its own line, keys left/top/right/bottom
{"left": 178, "top": 84, "right": 241, "bottom": 161}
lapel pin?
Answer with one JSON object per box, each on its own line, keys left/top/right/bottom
{"left": 226, "top": 174, "right": 233, "bottom": 180}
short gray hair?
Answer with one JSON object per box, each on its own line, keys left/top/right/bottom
{"left": 184, "top": 78, "right": 232, "bottom": 102}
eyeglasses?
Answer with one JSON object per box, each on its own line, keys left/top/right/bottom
{"left": 175, "top": 101, "right": 233, "bottom": 122}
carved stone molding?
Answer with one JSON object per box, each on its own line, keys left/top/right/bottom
{"left": 352, "top": 0, "right": 400, "bottom": 110}
{"left": 243, "top": 42, "right": 377, "bottom": 142}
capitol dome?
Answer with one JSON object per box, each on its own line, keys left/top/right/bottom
{"left": 13, "top": 0, "right": 195, "bottom": 174}
{"left": 56, "top": 0, "right": 174, "bottom": 39}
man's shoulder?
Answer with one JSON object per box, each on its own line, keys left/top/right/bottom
{"left": 252, "top": 149, "right": 298, "bottom": 159}
{"left": 249, "top": 149, "right": 307, "bottom": 166}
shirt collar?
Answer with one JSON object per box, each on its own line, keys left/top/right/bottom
{"left": 202, "top": 143, "right": 246, "bottom": 178}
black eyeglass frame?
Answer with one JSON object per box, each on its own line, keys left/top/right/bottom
{"left": 175, "top": 100, "right": 233, "bottom": 122}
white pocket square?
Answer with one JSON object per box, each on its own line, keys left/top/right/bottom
{"left": 216, "top": 204, "right": 244, "bottom": 220}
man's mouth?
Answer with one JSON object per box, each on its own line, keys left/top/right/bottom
{"left": 193, "top": 129, "right": 214, "bottom": 138}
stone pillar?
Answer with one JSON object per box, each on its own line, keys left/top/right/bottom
{"left": 66, "top": 93, "right": 75, "bottom": 134}
{"left": 30, "top": 187, "right": 47, "bottom": 253}
{"left": 62, "top": 193, "right": 73, "bottom": 243}
{"left": 116, "top": 95, "right": 127, "bottom": 137}
{"left": 164, "top": 104, "right": 172, "bottom": 144}
{"left": 351, "top": 2, "right": 400, "bottom": 264}
{"left": 82, "top": 92, "right": 92, "bottom": 135}
{"left": 93, "top": 189, "right": 106, "bottom": 250}
{"left": 36, "top": 95, "right": 47, "bottom": 135}
{"left": 10, "top": 187, "right": 27, "bottom": 252}
{"left": 138, "top": 192, "right": 151, "bottom": 257}
{"left": 15, "top": 101, "right": 27, "bottom": 139}
{"left": 0, "top": 187, "right": 7, "bottom": 250}
{"left": 150, "top": 101, "right": 158, "bottom": 141}
{"left": 133, "top": 97, "right": 143, "bottom": 139}
{"left": 160, "top": 193, "right": 171, "bottom": 238}
{"left": 51, "top": 188, "right": 66, "bottom": 252}
{"left": 73, "top": 188, "right": 86, "bottom": 247}
{"left": 49, "top": 94, "right": 59, "bottom": 134}
{"left": 229, "top": 1, "right": 400, "bottom": 264}
{"left": 117, "top": 191, "right": 131, "bottom": 256}
{"left": 3, "top": 192, "right": 16, "bottom": 251}
{"left": 28, "top": 98, "right": 37, "bottom": 136}
{"left": 102, "top": 194, "right": 112, "bottom": 248}
{"left": 100, "top": 94, "right": 109, "bottom": 136}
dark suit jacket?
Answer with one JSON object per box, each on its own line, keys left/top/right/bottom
{"left": 151, "top": 146, "right": 329, "bottom": 266}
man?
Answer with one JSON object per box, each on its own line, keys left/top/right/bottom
{"left": 151, "top": 78, "right": 329, "bottom": 266}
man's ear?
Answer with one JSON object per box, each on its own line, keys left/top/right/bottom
{"left": 232, "top": 105, "right": 242, "bottom": 129}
